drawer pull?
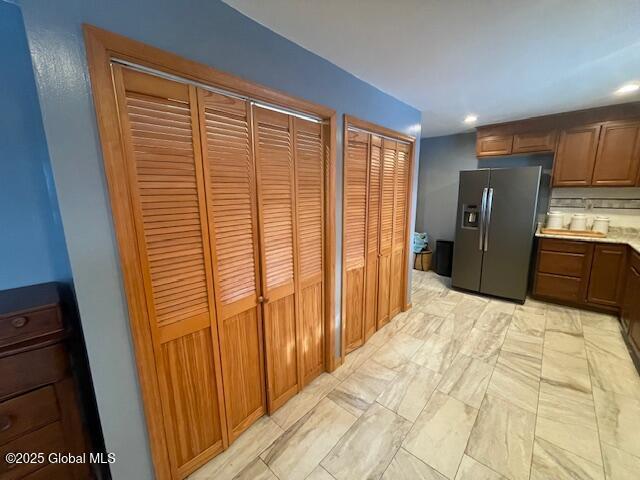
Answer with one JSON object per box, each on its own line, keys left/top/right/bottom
{"left": 0, "top": 415, "right": 12, "bottom": 432}
{"left": 11, "top": 316, "right": 28, "bottom": 328}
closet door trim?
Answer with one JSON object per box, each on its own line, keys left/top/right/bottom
{"left": 341, "top": 115, "right": 416, "bottom": 362}
{"left": 84, "top": 25, "right": 337, "bottom": 480}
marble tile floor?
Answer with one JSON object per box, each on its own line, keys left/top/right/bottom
{"left": 190, "top": 270, "right": 640, "bottom": 480}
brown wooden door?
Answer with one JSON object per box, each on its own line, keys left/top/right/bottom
{"left": 363, "top": 135, "right": 382, "bottom": 341}
{"left": 113, "top": 66, "right": 227, "bottom": 477}
{"left": 293, "top": 117, "right": 325, "bottom": 386}
{"left": 587, "top": 244, "right": 627, "bottom": 307}
{"left": 343, "top": 129, "right": 369, "bottom": 353}
{"left": 592, "top": 121, "right": 640, "bottom": 186}
{"left": 552, "top": 124, "right": 601, "bottom": 186}
{"left": 253, "top": 106, "right": 300, "bottom": 412}
{"left": 196, "top": 90, "right": 266, "bottom": 442}
{"left": 377, "top": 139, "right": 397, "bottom": 327}
{"left": 390, "top": 142, "right": 410, "bottom": 317}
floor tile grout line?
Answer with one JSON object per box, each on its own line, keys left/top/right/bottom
{"left": 388, "top": 280, "right": 478, "bottom": 478}
{"left": 535, "top": 306, "right": 616, "bottom": 477}
{"left": 267, "top": 459, "right": 281, "bottom": 480}
{"left": 367, "top": 401, "right": 416, "bottom": 480}
{"left": 385, "top": 445, "right": 450, "bottom": 480}
{"left": 527, "top": 306, "right": 548, "bottom": 480}
{"left": 586, "top": 340, "right": 611, "bottom": 475}
{"left": 258, "top": 371, "right": 353, "bottom": 479}
{"left": 453, "top": 296, "right": 547, "bottom": 480}
{"left": 451, "top": 300, "right": 507, "bottom": 480}
{"left": 318, "top": 310, "right": 415, "bottom": 480}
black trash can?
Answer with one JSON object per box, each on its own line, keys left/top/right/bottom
{"left": 435, "top": 240, "right": 454, "bottom": 277}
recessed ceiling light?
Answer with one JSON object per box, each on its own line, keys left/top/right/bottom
{"left": 464, "top": 114, "right": 478, "bottom": 124}
{"left": 615, "top": 83, "right": 640, "bottom": 95}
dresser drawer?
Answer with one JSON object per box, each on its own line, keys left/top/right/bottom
{"left": 538, "top": 250, "right": 586, "bottom": 277}
{"left": 0, "top": 422, "right": 66, "bottom": 479}
{"left": 539, "top": 238, "right": 591, "bottom": 254}
{"left": 535, "top": 273, "right": 583, "bottom": 303}
{"left": 0, "top": 345, "right": 68, "bottom": 400}
{"left": 0, "top": 386, "right": 59, "bottom": 445}
{"left": 0, "top": 306, "right": 63, "bottom": 349}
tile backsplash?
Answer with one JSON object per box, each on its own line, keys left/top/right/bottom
{"left": 542, "top": 187, "right": 640, "bottom": 228}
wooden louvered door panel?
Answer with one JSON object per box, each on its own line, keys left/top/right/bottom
{"left": 343, "top": 129, "right": 369, "bottom": 353}
{"left": 364, "top": 135, "right": 382, "bottom": 341}
{"left": 390, "top": 142, "right": 410, "bottom": 317}
{"left": 377, "top": 139, "right": 397, "bottom": 328}
{"left": 294, "top": 117, "right": 325, "bottom": 386}
{"left": 113, "top": 66, "right": 227, "bottom": 477}
{"left": 196, "top": 89, "right": 266, "bottom": 442}
{"left": 253, "top": 106, "right": 300, "bottom": 412}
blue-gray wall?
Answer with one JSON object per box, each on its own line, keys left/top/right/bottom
{"left": 416, "top": 132, "right": 552, "bottom": 252}
{"left": 17, "top": 1, "right": 421, "bottom": 477}
{"left": 0, "top": 1, "right": 71, "bottom": 290}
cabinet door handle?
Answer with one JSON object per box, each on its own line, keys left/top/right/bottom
{"left": 11, "top": 317, "right": 28, "bottom": 328}
{"left": 257, "top": 296, "right": 269, "bottom": 304}
{"left": 0, "top": 415, "right": 12, "bottom": 432}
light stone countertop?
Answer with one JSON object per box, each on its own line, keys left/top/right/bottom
{"left": 535, "top": 225, "right": 640, "bottom": 255}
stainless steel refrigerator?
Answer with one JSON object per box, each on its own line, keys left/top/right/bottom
{"left": 451, "top": 166, "right": 541, "bottom": 303}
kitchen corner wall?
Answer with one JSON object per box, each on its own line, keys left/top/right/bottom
{"left": 416, "top": 132, "right": 552, "bottom": 253}
{"left": 549, "top": 187, "right": 640, "bottom": 228}
{"left": 16, "top": 0, "right": 420, "bottom": 478}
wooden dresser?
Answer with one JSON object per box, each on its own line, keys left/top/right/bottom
{"left": 0, "top": 283, "right": 91, "bottom": 479}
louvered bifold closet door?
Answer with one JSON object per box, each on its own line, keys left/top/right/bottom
{"left": 294, "top": 117, "right": 325, "bottom": 386}
{"left": 364, "top": 135, "right": 382, "bottom": 340}
{"left": 112, "top": 66, "right": 227, "bottom": 477}
{"left": 390, "top": 142, "right": 410, "bottom": 316}
{"left": 253, "top": 106, "right": 300, "bottom": 412}
{"left": 377, "top": 139, "right": 397, "bottom": 328}
{"left": 196, "top": 89, "right": 266, "bottom": 442}
{"left": 343, "top": 129, "right": 369, "bottom": 353}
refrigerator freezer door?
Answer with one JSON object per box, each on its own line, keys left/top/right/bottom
{"left": 480, "top": 166, "right": 541, "bottom": 302}
{"left": 451, "top": 169, "right": 491, "bottom": 292}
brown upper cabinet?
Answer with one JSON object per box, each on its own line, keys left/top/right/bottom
{"left": 476, "top": 102, "right": 640, "bottom": 187}
{"left": 554, "top": 120, "right": 640, "bottom": 187}
{"left": 512, "top": 130, "right": 557, "bottom": 154}
{"left": 476, "top": 135, "right": 513, "bottom": 157}
{"left": 591, "top": 120, "right": 640, "bottom": 186}
{"left": 552, "top": 124, "right": 601, "bottom": 187}
{"left": 476, "top": 131, "right": 556, "bottom": 157}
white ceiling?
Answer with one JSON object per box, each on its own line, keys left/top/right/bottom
{"left": 223, "top": 0, "right": 640, "bottom": 137}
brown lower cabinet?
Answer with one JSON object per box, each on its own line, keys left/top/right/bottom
{"left": 622, "top": 251, "right": 640, "bottom": 356}
{"left": 533, "top": 238, "right": 626, "bottom": 311}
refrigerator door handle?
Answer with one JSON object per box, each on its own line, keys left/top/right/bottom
{"left": 478, "top": 187, "right": 488, "bottom": 251}
{"left": 483, "top": 188, "right": 494, "bottom": 251}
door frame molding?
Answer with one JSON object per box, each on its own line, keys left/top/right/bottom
{"left": 341, "top": 115, "right": 416, "bottom": 362}
{"left": 83, "top": 25, "right": 337, "bottom": 479}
